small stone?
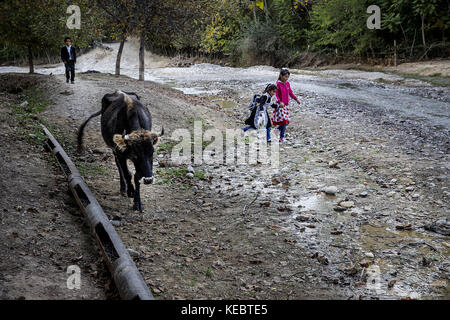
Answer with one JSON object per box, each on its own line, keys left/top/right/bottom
{"left": 186, "top": 166, "right": 195, "bottom": 173}
{"left": 153, "top": 287, "right": 161, "bottom": 294}
{"left": 110, "top": 220, "right": 121, "bottom": 227}
{"left": 359, "top": 259, "right": 372, "bottom": 268}
{"left": 365, "top": 252, "right": 374, "bottom": 258}
{"left": 388, "top": 280, "right": 397, "bottom": 289}
{"left": 111, "top": 212, "right": 122, "bottom": 220}
{"left": 387, "top": 191, "right": 396, "bottom": 197}
{"left": 296, "top": 215, "right": 309, "bottom": 222}
{"left": 127, "top": 248, "right": 140, "bottom": 257}
{"left": 322, "top": 186, "right": 339, "bottom": 195}
{"left": 412, "top": 194, "right": 420, "bottom": 200}
{"left": 91, "top": 148, "right": 104, "bottom": 155}
{"left": 421, "top": 257, "right": 432, "bottom": 267}
{"left": 213, "top": 259, "right": 225, "bottom": 268}
{"left": 359, "top": 191, "right": 368, "bottom": 198}
{"left": 328, "top": 161, "right": 339, "bottom": 168}
{"left": 405, "top": 186, "right": 415, "bottom": 192}
{"left": 186, "top": 172, "right": 194, "bottom": 179}
{"left": 389, "top": 270, "right": 398, "bottom": 276}
{"left": 19, "top": 101, "right": 29, "bottom": 108}
{"left": 339, "top": 201, "right": 354, "bottom": 208}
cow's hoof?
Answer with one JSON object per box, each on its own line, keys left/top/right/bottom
{"left": 133, "top": 204, "right": 143, "bottom": 212}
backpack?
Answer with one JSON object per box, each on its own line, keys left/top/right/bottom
{"left": 248, "top": 94, "right": 261, "bottom": 110}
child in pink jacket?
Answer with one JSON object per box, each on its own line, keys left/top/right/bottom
{"left": 272, "top": 68, "right": 300, "bottom": 142}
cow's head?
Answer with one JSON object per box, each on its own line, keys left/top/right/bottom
{"left": 113, "top": 128, "right": 164, "bottom": 184}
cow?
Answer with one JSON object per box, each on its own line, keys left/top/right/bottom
{"left": 77, "top": 90, "right": 163, "bottom": 211}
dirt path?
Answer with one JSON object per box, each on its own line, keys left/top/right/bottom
{"left": 0, "top": 75, "right": 113, "bottom": 299}
{"left": 42, "top": 72, "right": 340, "bottom": 299}
{"left": 1, "top": 70, "right": 448, "bottom": 300}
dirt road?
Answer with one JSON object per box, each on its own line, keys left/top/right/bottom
{"left": 0, "top": 69, "right": 448, "bottom": 300}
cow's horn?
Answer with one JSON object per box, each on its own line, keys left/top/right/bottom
{"left": 123, "top": 134, "right": 130, "bottom": 140}
{"left": 160, "top": 127, "right": 164, "bottom": 137}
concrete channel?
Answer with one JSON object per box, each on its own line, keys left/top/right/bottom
{"left": 42, "top": 124, "right": 153, "bottom": 300}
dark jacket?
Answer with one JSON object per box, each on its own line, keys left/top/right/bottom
{"left": 245, "top": 94, "right": 276, "bottom": 129}
{"left": 61, "top": 46, "right": 76, "bottom": 63}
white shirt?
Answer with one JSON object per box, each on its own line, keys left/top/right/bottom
{"left": 66, "top": 45, "right": 73, "bottom": 60}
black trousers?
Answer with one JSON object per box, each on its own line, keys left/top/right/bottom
{"left": 64, "top": 60, "right": 75, "bottom": 81}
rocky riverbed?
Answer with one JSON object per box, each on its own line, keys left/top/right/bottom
{"left": 0, "top": 62, "right": 448, "bottom": 299}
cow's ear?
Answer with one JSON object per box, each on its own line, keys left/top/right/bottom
{"left": 113, "top": 134, "right": 127, "bottom": 151}
{"left": 150, "top": 133, "right": 160, "bottom": 146}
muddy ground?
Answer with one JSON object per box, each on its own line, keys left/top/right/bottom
{"left": 0, "top": 70, "right": 448, "bottom": 300}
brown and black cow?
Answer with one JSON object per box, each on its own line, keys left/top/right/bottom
{"left": 77, "top": 90, "right": 163, "bottom": 211}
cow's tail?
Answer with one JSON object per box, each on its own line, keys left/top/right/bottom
{"left": 77, "top": 110, "right": 102, "bottom": 152}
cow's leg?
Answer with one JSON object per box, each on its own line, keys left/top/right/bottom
{"left": 133, "top": 175, "right": 143, "bottom": 211}
{"left": 114, "top": 154, "right": 127, "bottom": 196}
{"left": 118, "top": 156, "right": 135, "bottom": 198}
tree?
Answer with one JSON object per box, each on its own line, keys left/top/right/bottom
{"left": 95, "top": 0, "right": 136, "bottom": 76}
{"left": 200, "top": 0, "right": 242, "bottom": 56}
{"left": 127, "top": 0, "right": 200, "bottom": 80}
{"left": 0, "top": 0, "right": 103, "bottom": 73}
{"left": 380, "top": 0, "right": 447, "bottom": 59}
{"left": 0, "top": 0, "right": 63, "bottom": 73}
{"left": 412, "top": 0, "right": 438, "bottom": 48}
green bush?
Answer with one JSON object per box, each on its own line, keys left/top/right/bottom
{"left": 234, "top": 20, "right": 285, "bottom": 66}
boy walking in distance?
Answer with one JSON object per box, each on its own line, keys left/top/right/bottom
{"left": 61, "top": 37, "right": 76, "bottom": 84}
